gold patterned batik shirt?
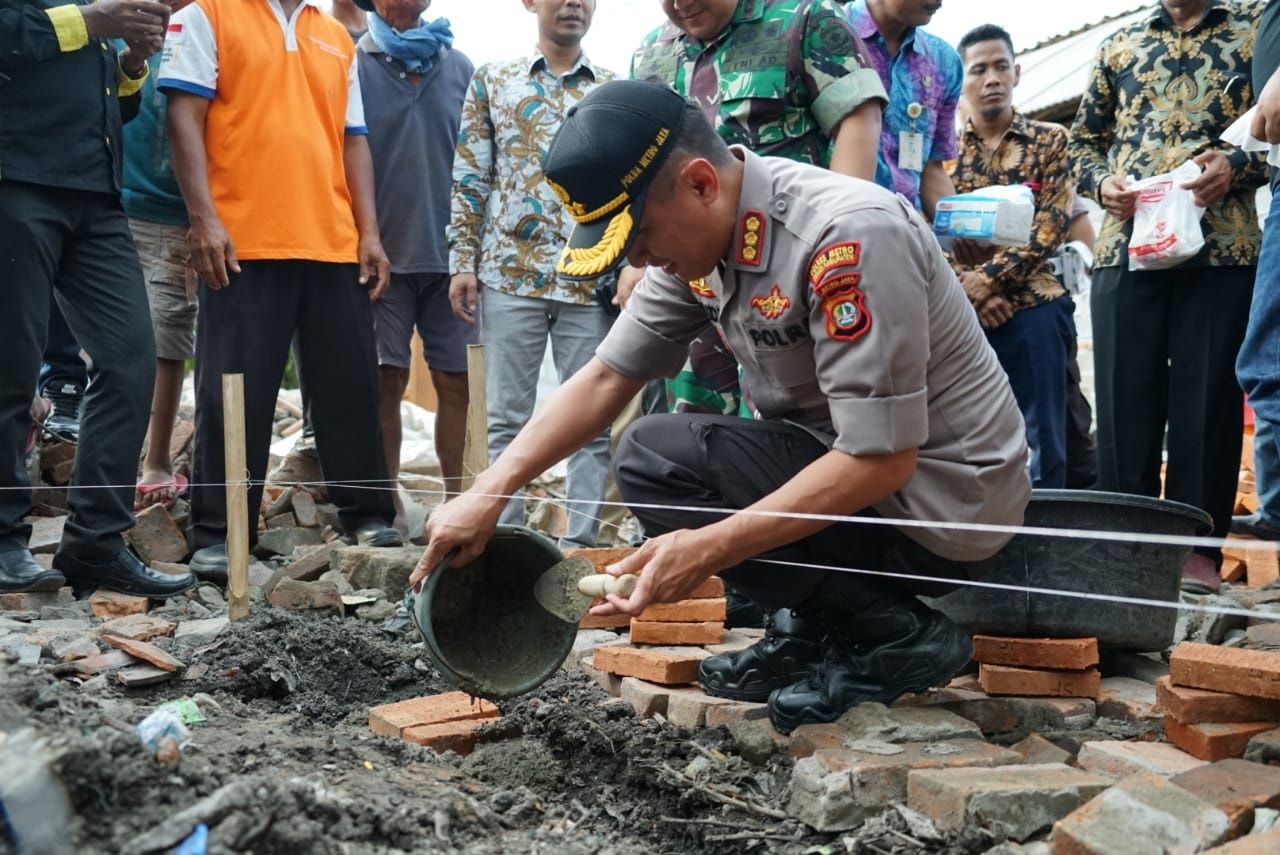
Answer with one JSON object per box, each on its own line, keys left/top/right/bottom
{"left": 1068, "top": 0, "right": 1268, "bottom": 269}
{"left": 948, "top": 112, "right": 1070, "bottom": 311}
{"left": 447, "top": 51, "right": 615, "bottom": 303}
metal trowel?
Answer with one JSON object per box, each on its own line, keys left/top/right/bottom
{"left": 532, "top": 556, "right": 639, "bottom": 624}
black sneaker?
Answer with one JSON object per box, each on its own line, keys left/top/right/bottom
{"left": 41, "top": 382, "right": 83, "bottom": 443}
{"left": 768, "top": 600, "right": 973, "bottom": 734}
{"left": 698, "top": 608, "right": 823, "bottom": 702}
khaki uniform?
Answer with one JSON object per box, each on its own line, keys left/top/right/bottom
{"left": 599, "top": 148, "right": 1030, "bottom": 562}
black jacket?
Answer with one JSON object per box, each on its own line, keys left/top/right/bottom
{"left": 1, "top": 0, "right": 135, "bottom": 194}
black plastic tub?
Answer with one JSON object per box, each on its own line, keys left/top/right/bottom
{"left": 926, "top": 490, "right": 1212, "bottom": 652}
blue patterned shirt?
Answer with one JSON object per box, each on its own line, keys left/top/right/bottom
{"left": 845, "top": 0, "right": 962, "bottom": 208}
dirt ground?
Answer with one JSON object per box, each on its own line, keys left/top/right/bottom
{"left": 0, "top": 610, "right": 1007, "bottom": 854}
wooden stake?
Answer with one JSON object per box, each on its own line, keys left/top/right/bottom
{"left": 462, "top": 344, "right": 488, "bottom": 491}
{"left": 222, "top": 374, "right": 251, "bottom": 621}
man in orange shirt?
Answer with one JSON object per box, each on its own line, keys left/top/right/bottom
{"left": 160, "top": 0, "right": 400, "bottom": 579}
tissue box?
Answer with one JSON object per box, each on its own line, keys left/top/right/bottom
{"left": 933, "top": 189, "right": 1034, "bottom": 250}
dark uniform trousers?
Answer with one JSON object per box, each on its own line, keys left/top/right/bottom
{"left": 190, "top": 260, "right": 394, "bottom": 549}
{"left": 0, "top": 181, "right": 156, "bottom": 557}
{"left": 614, "top": 413, "right": 989, "bottom": 609}
{"left": 1091, "top": 264, "right": 1253, "bottom": 556}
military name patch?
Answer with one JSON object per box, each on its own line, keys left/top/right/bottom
{"left": 750, "top": 284, "right": 791, "bottom": 319}
{"left": 748, "top": 323, "right": 810, "bottom": 349}
{"left": 808, "top": 241, "right": 862, "bottom": 286}
{"left": 737, "top": 210, "right": 766, "bottom": 267}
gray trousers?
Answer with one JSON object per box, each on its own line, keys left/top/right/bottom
{"left": 481, "top": 287, "right": 610, "bottom": 548}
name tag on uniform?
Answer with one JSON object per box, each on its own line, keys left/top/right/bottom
{"left": 898, "top": 131, "right": 924, "bottom": 172}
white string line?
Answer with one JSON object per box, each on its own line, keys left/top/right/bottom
{"left": 14, "top": 476, "right": 1280, "bottom": 554}
{"left": 748, "top": 556, "right": 1280, "bottom": 623}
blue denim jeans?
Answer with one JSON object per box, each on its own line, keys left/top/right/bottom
{"left": 1238, "top": 202, "right": 1280, "bottom": 525}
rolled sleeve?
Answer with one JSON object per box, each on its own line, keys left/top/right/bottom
{"left": 812, "top": 67, "right": 887, "bottom": 135}
{"left": 45, "top": 4, "right": 87, "bottom": 53}
{"left": 807, "top": 206, "right": 930, "bottom": 457}
{"left": 344, "top": 51, "right": 366, "bottom": 134}
{"left": 157, "top": 3, "right": 217, "bottom": 99}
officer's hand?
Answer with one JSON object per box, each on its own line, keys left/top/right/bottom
{"left": 82, "top": 0, "right": 170, "bottom": 42}
{"left": 1100, "top": 175, "right": 1138, "bottom": 220}
{"left": 1181, "top": 151, "right": 1233, "bottom": 209}
{"left": 449, "top": 273, "right": 480, "bottom": 325}
{"left": 186, "top": 215, "right": 240, "bottom": 290}
{"left": 977, "top": 294, "right": 1015, "bottom": 330}
{"left": 951, "top": 239, "right": 997, "bottom": 268}
{"left": 1253, "top": 69, "right": 1280, "bottom": 144}
{"left": 588, "top": 530, "right": 718, "bottom": 617}
{"left": 408, "top": 491, "right": 507, "bottom": 594}
{"left": 614, "top": 265, "right": 644, "bottom": 310}
{"left": 358, "top": 233, "right": 391, "bottom": 301}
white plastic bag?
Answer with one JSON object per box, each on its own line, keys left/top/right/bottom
{"left": 1127, "top": 161, "right": 1206, "bottom": 271}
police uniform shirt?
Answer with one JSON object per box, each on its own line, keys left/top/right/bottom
{"left": 596, "top": 147, "right": 1031, "bottom": 562}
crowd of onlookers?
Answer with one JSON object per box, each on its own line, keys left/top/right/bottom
{"left": 4, "top": 0, "right": 1280, "bottom": 598}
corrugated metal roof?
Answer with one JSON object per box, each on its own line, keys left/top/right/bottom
{"left": 1015, "top": 5, "right": 1152, "bottom": 120}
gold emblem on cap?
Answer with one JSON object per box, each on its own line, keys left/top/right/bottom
{"left": 558, "top": 206, "right": 634, "bottom": 278}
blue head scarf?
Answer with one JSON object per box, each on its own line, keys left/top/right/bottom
{"left": 367, "top": 12, "right": 454, "bottom": 75}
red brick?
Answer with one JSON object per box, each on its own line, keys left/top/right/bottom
{"left": 629, "top": 620, "right": 723, "bottom": 645}
{"left": 979, "top": 664, "right": 1101, "bottom": 699}
{"left": 368, "top": 692, "right": 499, "bottom": 738}
{"left": 88, "top": 590, "right": 148, "bottom": 619}
{"left": 1165, "top": 717, "right": 1278, "bottom": 762}
{"left": 592, "top": 645, "right": 706, "bottom": 685}
{"left": 1221, "top": 557, "right": 1247, "bottom": 584}
{"left": 620, "top": 676, "right": 670, "bottom": 717}
{"left": 401, "top": 719, "right": 490, "bottom": 755}
{"left": 1156, "top": 675, "right": 1280, "bottom": 724}
{"left": 578, "top": 612, "right": 631, "bottom": 630}
{"left": 1076, "top": 740, "right": 1205, "bottom": 779}
{"left": 100, "top": 634, "right": 185, "bottom": 672}
{"left": 1248, "top": 544, "right": 1280, "bottom": 587}
{"left": 267, "top": 578, "right": 343, "bottom": 612}
{"left": 1172, "top": 759, "right": 1280, "bottom": 839}
{"left": 0, "top": 587, "right": 73, "bottom": 611}
{"left": 1050, "top": 772, "right": 1231, "bottom": 854}
{"left": 1170, "top": 642, "right": 1280, "bottom": 701}
{"left": 664, "top": 688, "right": 755, "bottom": 728}
{"left": 562, "top": 546, "right": 637, "bottom": 573}
{"left": 688, "top": 576, "right": 725, "bottom": 599}
{"left": 972, "top": 636, "right": 1098, "bottom": 671}
{"left": 124, "top": 504, "right": 188, "bottom": 565}
{"left": 789, "top": 723, "right": 844, "bottom": 759}
{"left": 99, "top": 614, "right": 175, "bottom": 641}
{"left": 705, "top": 700, "right": 770, "bottom": 729}
{"left": 1013, "top": 734, "right": 1074, "bottom": 766}
{"left": 635, "top": 598, "right": 726, "bottom": 623}
{"left": 1097, "top": 677, "right": 1160, "bottom": 722}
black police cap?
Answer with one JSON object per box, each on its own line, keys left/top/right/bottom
{"left": 543, "top": 80, "right": 689, "bottom": 281}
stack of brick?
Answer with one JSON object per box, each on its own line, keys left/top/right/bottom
{"left": 973, "top": 636, "right": 1102, "bottom": 700}
{"left": 1158, "top": 642, "right": 1280, "bottom": 761}
{"left": 368, "top": 691, "right": 500, "bottom": 755}
{"left": 630, "top": 577, "right": 726, "bottom": 645}
{"left": 567, "top": 546, "right": 640, "bottom": 630}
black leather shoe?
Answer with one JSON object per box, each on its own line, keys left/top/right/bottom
{"left": 189, "top": 544, "right": 229, "bottom": 585}
{"left": 347, "top": 521, "right": 403, "bottom": 548}
{"left": 0, "top": 548, "right": 66, "bottom": 593}
{"left": 725, "top": 587, "right": 765, "bottom": 629}
{"left": 1231, "top": 512, "right": 1280, "bottom": 541}
{"left": 768, "top": 599, "right": 973, "bottom": 734}
{"left": 698, "top": 609, "right": 823, "bottom": 702}
{"left": 53, "top": 548, "right": 196, "bottom": 598}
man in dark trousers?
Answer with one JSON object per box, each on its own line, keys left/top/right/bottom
{"left": 0, "top": 0, "right": 195, "bottom": 598}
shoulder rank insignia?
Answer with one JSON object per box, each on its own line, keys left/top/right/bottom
{"left": 736, "top": 210, "right": 766, "bottom": 267}
{"left": 750, "top": 284, "right": 791, "bottom": 320}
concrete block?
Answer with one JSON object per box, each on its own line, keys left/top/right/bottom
{"left": 331, "top": 546, "right": 421, "bottom": 598}
{"left": 1077, "top": 740, "right": 1206, "bottom": 779}
{"left": 908, "top": 763, "right": 1111, "bottom": 841}
{"left": 980, "top": 664, "right": 1101, "bottom": 699}
{"left": 1050, "top": 772, "right": 1230, "bottom": 854}
{"left": 789, "top": 741, "right": 1023, "bottom": 832}
{"left": 973, "top": 636, "right": 1099, "bottom": 671}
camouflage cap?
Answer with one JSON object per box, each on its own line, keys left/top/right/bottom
{"left": 543, "top": 80, "right": 688, "bottom": 281}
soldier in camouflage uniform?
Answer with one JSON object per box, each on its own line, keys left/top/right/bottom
{"left": 620, "top": 0, "right": 886, "bottom": 628}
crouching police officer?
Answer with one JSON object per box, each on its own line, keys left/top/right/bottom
{"left": 410, "top": 80, "right": 1031, "bottom": 733}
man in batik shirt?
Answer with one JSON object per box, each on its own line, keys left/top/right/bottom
{"left": 948, "top": 25, "right": 1073, "bottom": 489}
{"left": 1068, "top": 0, "right": 1266, "bottom": 592}
{"left": 447, "top": 0, "right": 615, "bottom": 549}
